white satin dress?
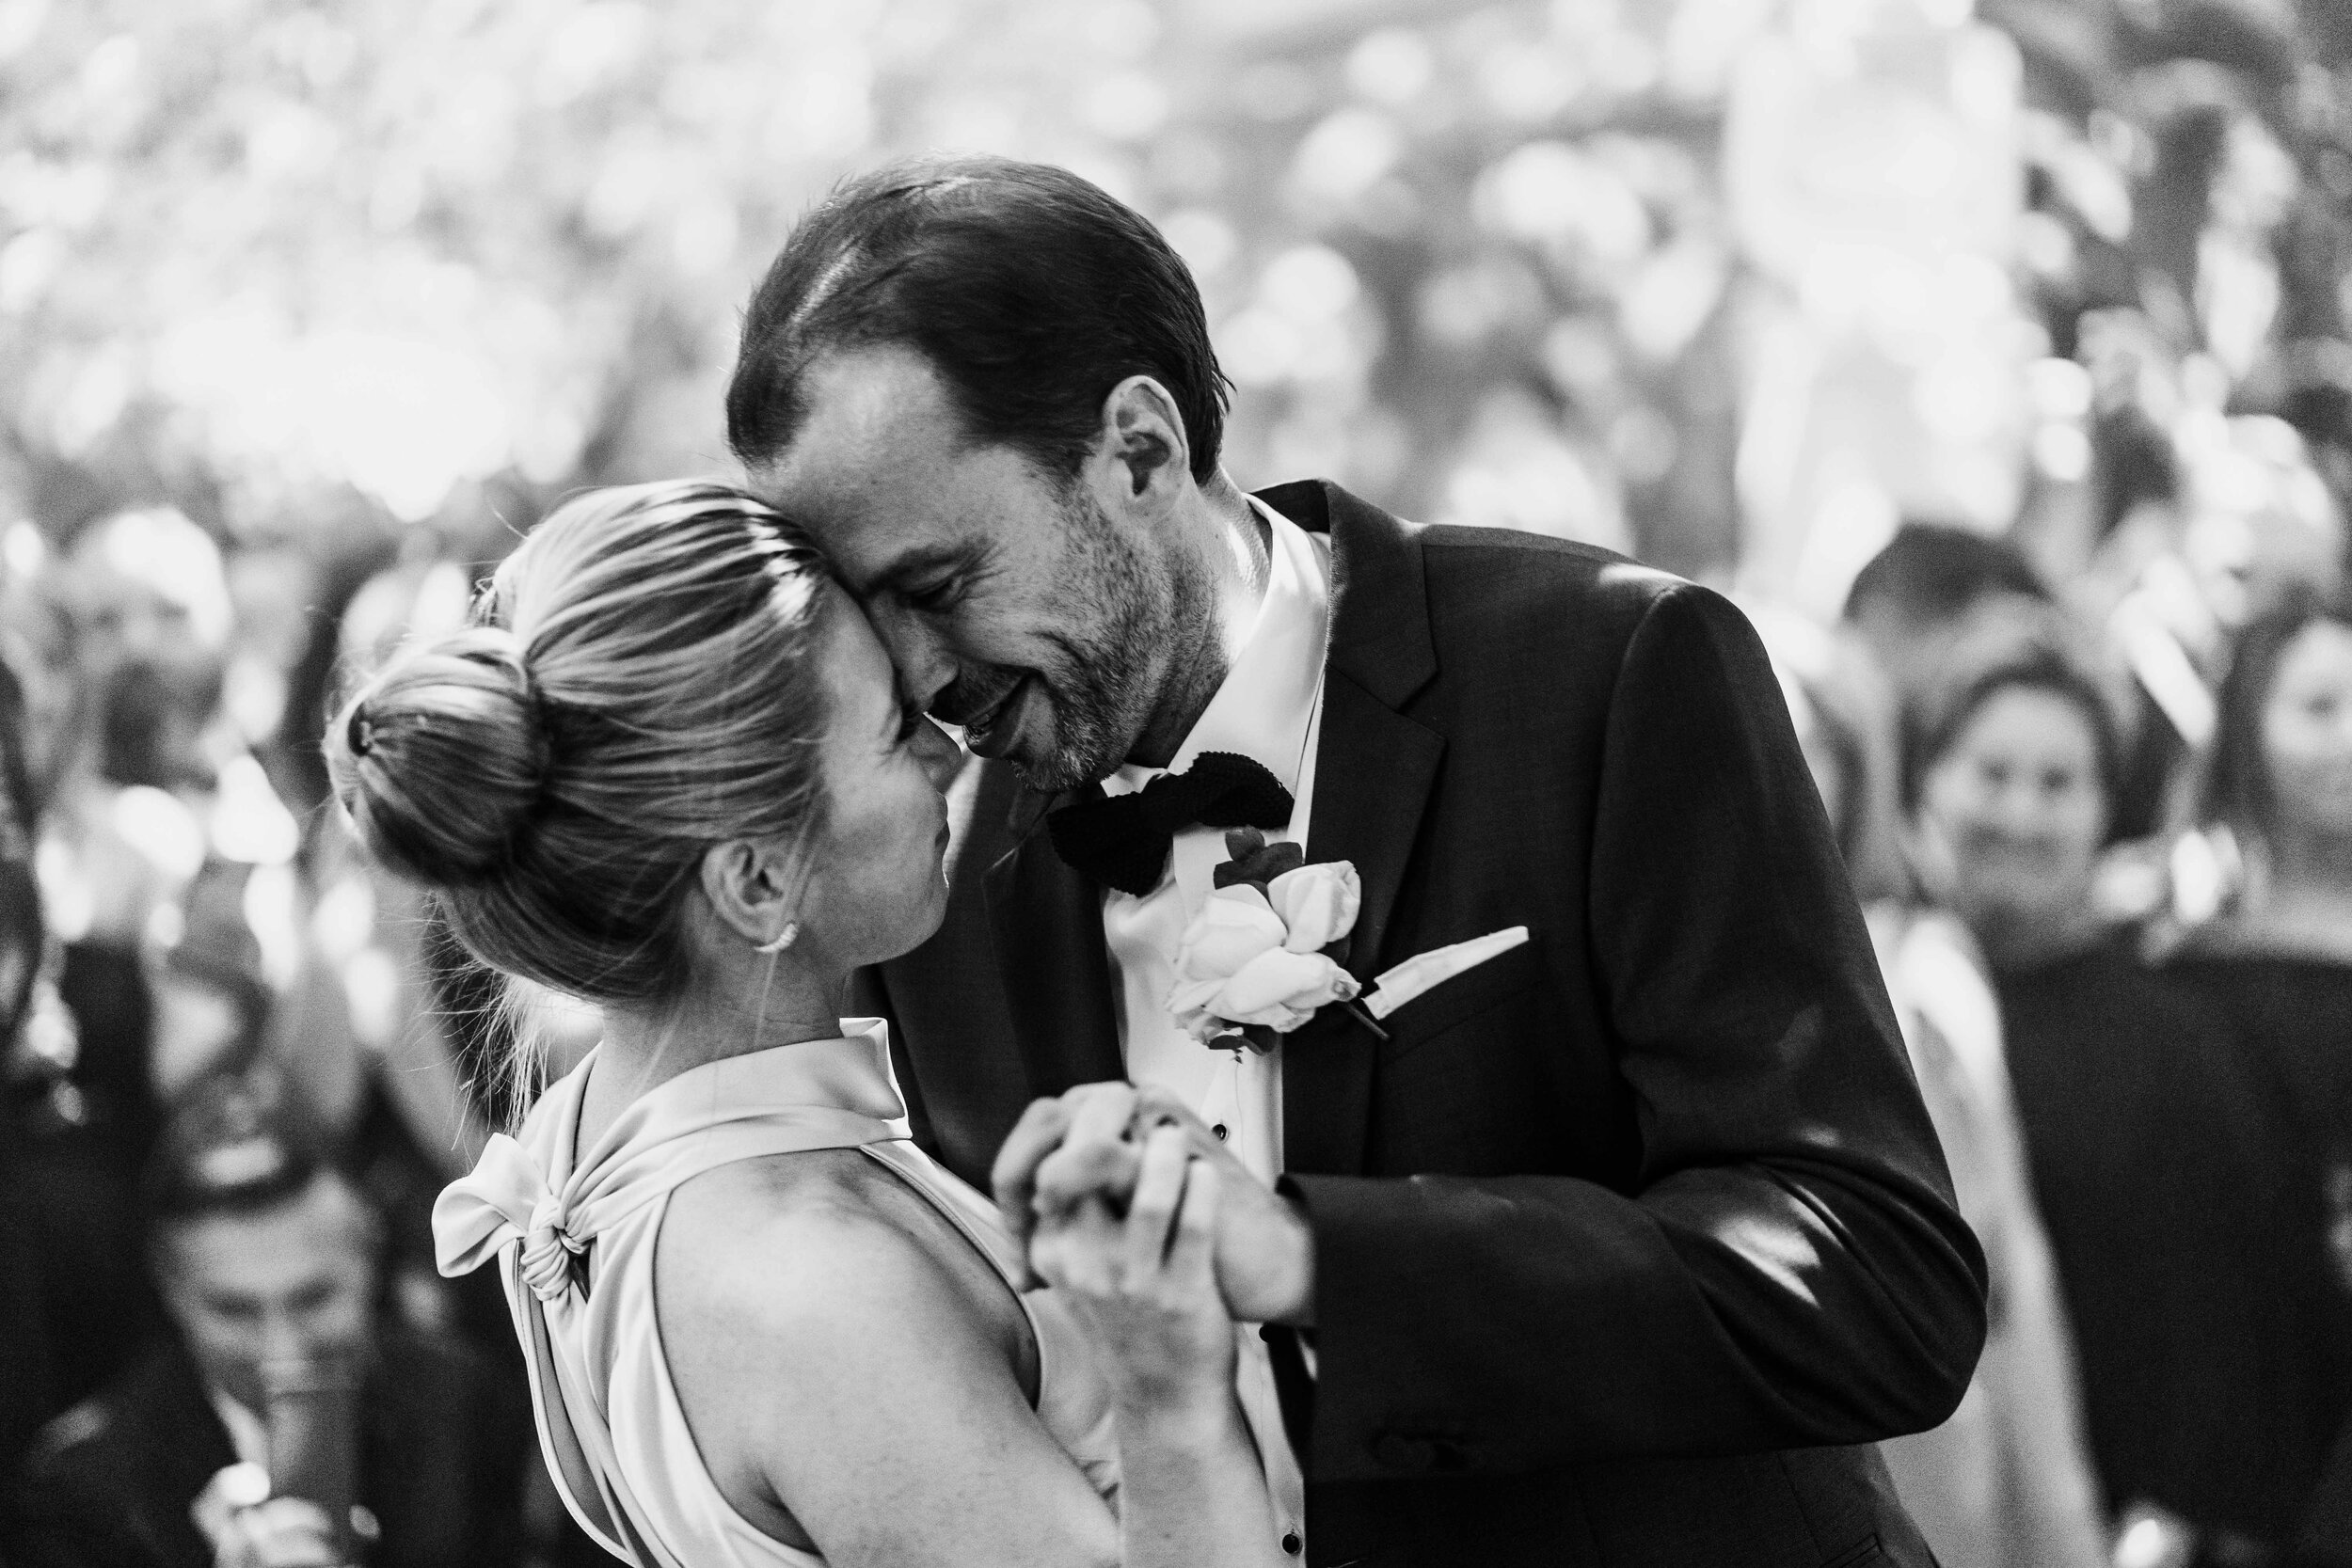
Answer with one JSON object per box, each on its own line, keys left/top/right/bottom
{"left": 432, "top": 1020, "right": 1120, "bottom": 1568}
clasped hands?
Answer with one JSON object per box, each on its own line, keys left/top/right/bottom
{"left": 992, "top": 1082, "right": 1316, "bottom": 1330}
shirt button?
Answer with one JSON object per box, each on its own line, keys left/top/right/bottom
{"left": 1281, "top": 1532, "right": 1301, "bottom": 1555}
{"left": 1212, "top": 1124, "right": 1228, "bottom": 1140}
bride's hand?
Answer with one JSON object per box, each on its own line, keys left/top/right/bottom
{"left": 997, "top": 1084, "right": 1316, "bottom": 1324}
{"left": 1030, "top": 1124, "right": 1236, "bottom": 1423}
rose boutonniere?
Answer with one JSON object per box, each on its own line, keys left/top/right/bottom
{"left": 1167, "top": 828, "right": 1390, "bottom": 1053}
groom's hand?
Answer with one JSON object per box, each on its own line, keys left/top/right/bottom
{"left": 993, "top": 1083, "right": 1317, "bottom": 1326}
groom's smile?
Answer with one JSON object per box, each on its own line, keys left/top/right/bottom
{"left": 944, "top": 667, "right": 1032, "bottom": 760}
{"left": 746, "top": 345, "right": 1189, "bottom": 794}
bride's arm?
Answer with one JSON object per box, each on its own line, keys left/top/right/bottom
{"left": 660, "top": 1192, "right": 1122, "bottom": 1568}
{"left": 1031, "top": 1126, "right": 1291, "bottom": 1568}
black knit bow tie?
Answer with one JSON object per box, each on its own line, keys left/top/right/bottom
{"left": 1046, "top": 752, "right": 1295, "bottom": 896}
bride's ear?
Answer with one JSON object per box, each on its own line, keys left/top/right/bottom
{"left": 698, "top": 836, "right": 808, "bottom": 951}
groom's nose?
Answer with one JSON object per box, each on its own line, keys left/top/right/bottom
{"left": 868, "top": 600, "right": 958, "bottom": 711}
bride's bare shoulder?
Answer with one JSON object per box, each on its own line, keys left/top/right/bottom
{"left": 655, "top": 1150, "right": 1008, "bottom": 1354}
{"left": 650, "top": 1159, "right": 1042, "bottom": 1552}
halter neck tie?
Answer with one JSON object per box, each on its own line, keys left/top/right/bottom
{"left": 436, "top": 1134, "right": 588, "bottom": 1303}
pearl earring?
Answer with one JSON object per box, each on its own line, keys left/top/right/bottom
{"left": 755, "top": 922, "right": 799, "bottom": 956}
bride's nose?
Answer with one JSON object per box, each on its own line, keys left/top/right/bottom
{"left": 912, "top": 715, "right": 961, "bottom": 789}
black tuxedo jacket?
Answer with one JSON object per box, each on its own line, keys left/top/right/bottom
{"left": 6, "top": 1326, "right": 529, "bottom": 1568}
{"left": 861, "top": 480, "right": 1988, "bottom": 1568}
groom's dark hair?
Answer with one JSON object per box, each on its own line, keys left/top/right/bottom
{"left": 726, "top": 156, "right": 1232, "bottom": 483}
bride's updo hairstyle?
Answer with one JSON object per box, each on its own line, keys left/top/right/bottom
{"left": 326, "top": 481, "right": 833, "bottom": 1004}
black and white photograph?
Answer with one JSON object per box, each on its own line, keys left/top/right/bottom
{"left": 0, "top": 0, "right": 2348, "bottom": 1564}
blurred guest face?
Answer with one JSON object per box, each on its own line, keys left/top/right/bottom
{"left": 1917, "top": 685, "right": 2109, "bottom": 958}
{"left": 2260, "top": 619, "right": 2352, "bottom": 846}
{"left": 75, "top": 574, "right": 216, "bottom": 695}
{"left": 1847, "top": 607, "right": 1944, "bottom": 714}
{"left": 751, "top": 346, "right": 1199, "bottom": 794}
{"left": 71, "top": 512, "right": 231, "bottom": 686}
{"left": 156, "top": 1175, "right": 375, "bottom": 1412}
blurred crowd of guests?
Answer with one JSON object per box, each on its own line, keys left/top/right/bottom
{"left": 0, "top": 510, "right": 602, "bottom": 1566}
{"left": 1754, "top": 442, "right": 2352, "bottom": 1568}
{"left": 1734, "top": 5, "right": 2352, "bottom": 1561}
{"left": 1, "top": 6, "right": 2349, "bottom": 1555}
{"left": 0, "top": 0, "right": 2344, "bottom": 1562}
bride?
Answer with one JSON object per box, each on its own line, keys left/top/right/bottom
{"left": 327, "top": 480, "right": 1288, "bottom": 1567}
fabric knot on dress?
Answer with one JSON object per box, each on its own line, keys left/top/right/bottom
{"left": 520, "top": 1193, "right": 590, "bottom": 1302}
{"left": 434, "top": 1133, "right": 589, "bottom": 1303}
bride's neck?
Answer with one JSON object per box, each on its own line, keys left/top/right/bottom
{"left": 591, "top": 958, "right": 848, "bottom": 1109}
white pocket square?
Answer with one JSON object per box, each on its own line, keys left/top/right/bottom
{"left": 1362, "top": 927, "right": 1530, "bottom": 1021}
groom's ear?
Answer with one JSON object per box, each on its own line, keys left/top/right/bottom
{"left": 1093, "top": 376, "right": 1192, "bottom": 507}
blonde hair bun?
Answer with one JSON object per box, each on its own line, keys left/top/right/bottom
{"left": 322, "top": 480, "right": 834, "bottom": 1014}
{"left": 333, "top": 627, "right": 548, "bottom": 886}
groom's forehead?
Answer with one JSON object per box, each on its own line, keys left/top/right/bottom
{"left": 757, "top": 346, "right": 962, "bottom": 495}
{"left": 752, "top": 347, "right": 1051, "bottom": 589}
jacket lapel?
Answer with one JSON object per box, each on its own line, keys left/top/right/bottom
{"left": 1255, "top": 481, "right": 1445, "bottom": 1178}
{"left": 980, "top": 774, "right": 1125, "bottom": 1099}
{"left": 135, "top": 1334, "right": 242, "bottom": 1562}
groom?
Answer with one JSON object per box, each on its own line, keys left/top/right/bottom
{"left": 726, "top": 157, "right": 1986, "bottom": 1568}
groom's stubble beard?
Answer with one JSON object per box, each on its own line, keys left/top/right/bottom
{"left": 1011, "top": 484, "right": 1216, "bottom": 797}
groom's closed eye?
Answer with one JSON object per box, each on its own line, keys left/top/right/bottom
{"left": 877, "top": 539, "right": 995, "bottom": 615}
{"left": 906, "top": 578, "right": 965, "bottom": 614}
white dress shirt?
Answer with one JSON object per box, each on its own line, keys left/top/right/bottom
{"left": 1097, "top": 494, "right": 1326, "bottom": 1554}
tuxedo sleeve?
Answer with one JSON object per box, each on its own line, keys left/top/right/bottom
{"left": 1283, "top": 582, "right": 1988, "bottom": 1481}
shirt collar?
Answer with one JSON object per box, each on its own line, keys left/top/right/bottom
{"left": 1104, "top": 497, "right": 1330, "bottom": 800}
